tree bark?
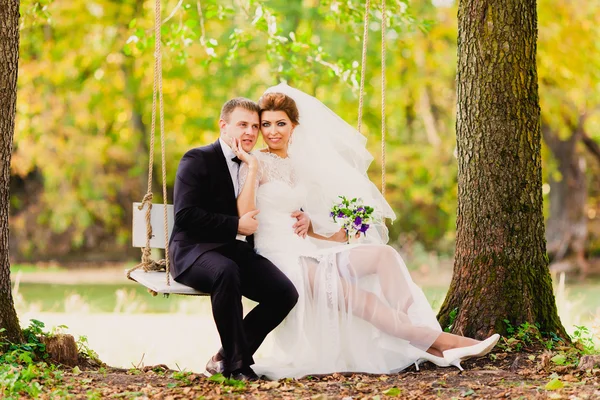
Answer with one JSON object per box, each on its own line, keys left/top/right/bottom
{"left": 42, "top": 334, "right": 79, "bottom": 367}
{"left": 0, "top": 0, "right": 23, "bottom": 344}
{"left": 437, "top": 0, "right": 567, "bottom": 339}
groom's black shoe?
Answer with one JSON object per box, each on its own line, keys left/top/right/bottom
{"left": 230, "top": 367, "right": 260, "bottom": 381}
{"left": 204, "top": 355, "right": 225, "bottom": 377}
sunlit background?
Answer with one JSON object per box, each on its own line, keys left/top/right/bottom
{"left": 10, "top": 0, "right": 600, "bottom": 371}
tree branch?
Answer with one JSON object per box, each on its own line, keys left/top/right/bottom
{"left": 541, "top": 122, "right": 562, "bottom": 154}
{"left": 582, "top": 131, "right": 600, "bottom": 163}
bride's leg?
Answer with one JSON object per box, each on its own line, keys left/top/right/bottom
{"left": 341, "top": 279, "right": 479, "bottom": 352}
{"left": 303, "top": 256, "right": 479, "bottom": 353}
{"left": 431, "top": 332, "right": 479, "bottom": 352}
{"left": 303, "top": 253, "right": 434, "bottom": 348}
{"left": 339, "top": 277, "right": 438, "bottom": 347}
{"left": 343, "top": 248, "right": 481, "bottom": 352}
{"left": 344, "top": 246, "right": 413, "bottom": 312}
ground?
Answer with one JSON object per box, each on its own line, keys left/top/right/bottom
{"left": 44, "top": 349, "right": 600, "bottom": 399}
{"left": 11, "top": 265, "right": 600, "bottom": 398}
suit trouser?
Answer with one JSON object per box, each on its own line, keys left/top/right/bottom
{"left": 175, "top": 240, "right": 298, "bottom": 373}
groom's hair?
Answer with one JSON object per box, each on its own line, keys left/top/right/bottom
{"left": 220, "top": 98, "right": 260, "bottom": 122}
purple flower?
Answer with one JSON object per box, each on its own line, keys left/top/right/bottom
{"left": 357, "top": 207, "right": 364, "bottom": 212}
{"left": 354, "top": 216, "right": 362, "bottom": 226}
{"left": 359, "top": 224, "right": 369, "bottom": 233}
{"left": 337, "top": 211, "right": 345, "bottom": 218}
{"left": 330, "top": 211, "right": 334, "bottom": 217}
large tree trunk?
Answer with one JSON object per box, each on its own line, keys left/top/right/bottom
{"left": 437, "top": 0, "right": 567, "bottom": 339}
{"left": 0, "top": 0, "right": 23, "bottom": 344}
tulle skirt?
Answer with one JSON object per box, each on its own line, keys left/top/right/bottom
{"left": 253, "top": 241, "right": 443, "bottom": 379}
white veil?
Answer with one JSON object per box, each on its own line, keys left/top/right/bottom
{"left": 263, "top": 83, "right": 396, "bottom": 244}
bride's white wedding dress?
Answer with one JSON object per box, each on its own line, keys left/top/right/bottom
{"left": 243, "top": 151, "right": 443, "bottom": 379}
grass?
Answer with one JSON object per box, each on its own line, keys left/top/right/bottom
{"left": 11, "top": 271, "right": 600, "bottom": 324}
{"left": 13, "top": 283, "right": 180, "bottom": 313}
{"left": 11, "top": 263, "right": 66, "bottom": 274}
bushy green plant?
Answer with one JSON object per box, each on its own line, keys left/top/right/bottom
{"left": 0, "top": 320, "right": 66, "bottom": 398}
{"left": 571, "top": 325, "right": 598, "bottom": 355}
{"left": 208, "top": 373, "right": 246, "bottom": 391}
{"left": 76, "top": 335, "right": 101, "bottom": 364}
{"left": 500, "top": 320, "right": 563, "bottom": 352}
{"left": 443, "top": 307, "right": 458, "bottom": 333}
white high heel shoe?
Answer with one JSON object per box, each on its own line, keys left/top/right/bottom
{"left": 442, "top": 334, "right": 501, "bottom": 371}
{"left": 414, "top": 350, "right": 451, "bottom": 370}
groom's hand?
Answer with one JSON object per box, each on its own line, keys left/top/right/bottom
{"left": 291, "top": 211, "right": 310, "bottom": 238}
{"left": 238, "top": 210, "right": 260, "bottom": 235}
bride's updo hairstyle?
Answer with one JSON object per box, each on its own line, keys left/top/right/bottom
{"left": 258, "top": 92, "right": 300, "bottom": 126}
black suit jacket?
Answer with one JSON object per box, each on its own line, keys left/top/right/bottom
{"left": 169, "top": 140, "right": 253, "bottom": 279}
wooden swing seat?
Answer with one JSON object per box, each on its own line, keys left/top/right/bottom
{"left": 130, "top": 202, "right": 206, "bottom": 296}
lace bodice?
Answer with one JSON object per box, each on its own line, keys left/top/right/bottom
{"left": 239, "top": 150, "right": 297, "bottom": 189}
{"left": 239, "top": 150, "right": 312, "bottom": 255}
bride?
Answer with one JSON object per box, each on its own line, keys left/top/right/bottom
{"left": 232, "top": 83, "right": 498, "bottom": 379}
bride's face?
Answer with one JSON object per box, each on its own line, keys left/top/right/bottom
{"left": 260, "top": 110, "right": 295, "bottom": 151}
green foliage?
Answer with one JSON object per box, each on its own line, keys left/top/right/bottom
{"left": 443, "top": 307, "right": 458, "bottom": 333}
{"left": 382, "top": 387, "right": 402, "bottom": 396}
{"left": 172, "top": 370, "right": 193, "bottom": 385}
{"left": 12, "top": 0, "right": 463, "bottom": 259}
{"left": 545, "top": 376, "right": 564, "bottom": 391}
{"left": 1, "top": 319, "right": 49, "bottom": 363}
{"left": 571, "top": 325, "right": 598, "bottom": 355}
{"left": 11, "top": 0, "right": 600, "bottom": 260}
{"left": 0, "top": 320, "right": 65, "bottom": 399}
{"left": 76, "top": 335, "right": 102, "bottom": 364}
{"left": 500, "top": 320, "right": 598, "bottom": 367}
{"left": 85, "top": 389, "right": 104, "bottom": 400}
{"left": 19, "top": 0, "right": 53, "bottom": 27}
{"left": 208, "top": 373, "right": 246, "bottom": 390}
{"left": 500, "top": 320, "right": 563, "bottom": 352}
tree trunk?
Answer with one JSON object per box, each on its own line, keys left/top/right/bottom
{"left": 42, "top": 334, "right": 79, "bottom": 367}
{"left": 437, "top": 0, "right": 567, "bottom": 339}
{"left": 0, "top": 0, "right": 23, "bottom": 344}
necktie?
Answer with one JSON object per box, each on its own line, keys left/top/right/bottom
{"left": 231, "top": 156, "right": 242, "bottom": 165}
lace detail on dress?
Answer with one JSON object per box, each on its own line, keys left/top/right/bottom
{"left": 238, "top": 162, "right": 260, "bottom": 192}
{"left": 239, "top": 151, "right": 297, "bottom": 191}
{"left": 256, "top": 151, "right": 297, "bottom": 187}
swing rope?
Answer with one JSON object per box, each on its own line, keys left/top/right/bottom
{"left": 357, "top": 0, "right": 387, "bottom": 196}
{"left": 127, "top": 0, "right": 171, "bottom": 291}
{"left": 381, "top": 0, "right": 387, "bottom": 197}
{"left": 356, "top": 0, "right": 371, "bottom": 136}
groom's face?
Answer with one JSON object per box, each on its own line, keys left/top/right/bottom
{"left": 219, "top": 107, "right": 260, "bottom": 152}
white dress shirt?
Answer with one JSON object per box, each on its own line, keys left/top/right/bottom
{"left": 219, "top": 137, "right": 240, "bottom": 197}
{"left": 219, "top": 137, "right": 246, "bottom": 242}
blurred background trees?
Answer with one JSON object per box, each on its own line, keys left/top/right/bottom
{"left": 10, "top": 0, "right": 600, "bottom": 278}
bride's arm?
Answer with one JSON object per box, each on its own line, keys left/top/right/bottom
{"left": 307, "top": 225, "right": 348, "bottom": 243}
{"left": 232, "top": 138, "right": 260, "bottom": 216}
{"left": 237, "top": 161, "right": 259, "bottom": 216}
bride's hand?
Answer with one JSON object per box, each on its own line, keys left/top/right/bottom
{"left": 232, "top": 138, "right": 258, "bottom": 169}
{"left": 332, "top": 228, "right": 348, "bottom": 243}
{"left": 332, "top": 228, "right": 360, "bottom": 243}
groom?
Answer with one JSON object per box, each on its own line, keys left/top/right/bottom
{"left": 169, "top": 98, "right": 306, "bottom": 380}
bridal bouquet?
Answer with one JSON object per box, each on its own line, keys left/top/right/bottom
{"left": 330, "top": 196, "right": 374, "bottom": 241}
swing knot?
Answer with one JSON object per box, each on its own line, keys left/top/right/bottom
{"left": 139, "top": 192, "right": 154, "bottom": 210}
